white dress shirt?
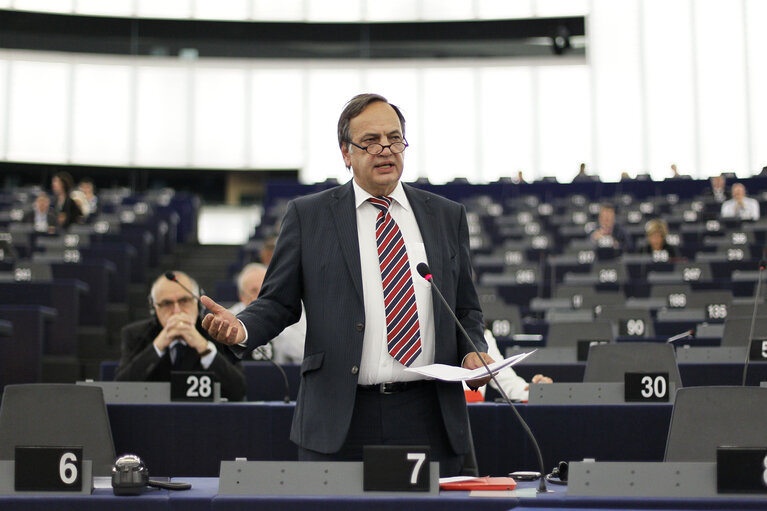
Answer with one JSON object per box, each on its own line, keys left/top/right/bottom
{"left": 721, "top": 197, "right": 760, "bottom": 220}
{"left": 353, "top": 179, "right": 435, "bottom": 384}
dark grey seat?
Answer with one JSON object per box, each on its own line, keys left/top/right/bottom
{"left": 0, "top": 384, "right": 116, "bottom": 476}
{"left": 546, "top": 320, "right": 614, "bottom": 347}
{"left": 721, "top": 317, "right": 767, "bottom": 347}
{"left": 583, "top": 343, "right": 682, "bottom": 388}
{"left": 665, "top": 386, "right": 767, "bottom": 461}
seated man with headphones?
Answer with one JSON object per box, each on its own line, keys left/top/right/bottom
{"left": 115, "top": 270, "right": 247, "bottom": 401}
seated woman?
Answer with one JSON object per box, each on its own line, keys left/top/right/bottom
{"left": 639, "top": 218, "right": 678, "bottom": 260}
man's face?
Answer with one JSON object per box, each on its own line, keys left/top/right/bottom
{"left": 341, "top": 101, "right": 405, "bottom": 197}
{"left": 712, "top": 176, "right": 724, "bottom": 190}
{"left": 152, "top": 274, "right": 198, "bottom": 327}
{"left": 599, "top": 207, "right": 615, "bottom": 229}
{"left": 239, "top": 269, "right": 266, "bottom": 306}
{"left": 35, "top": 195, "right": 50, "bottom": 212}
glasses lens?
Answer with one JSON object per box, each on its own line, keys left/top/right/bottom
{"left": 365, "top": 143, "right": 384, "bottom": 155}
{"left": 177, "top": 296, "right": 194, "bottom": 307}
{"left": 391, "top": 142, "right": 406, "bottom": 154}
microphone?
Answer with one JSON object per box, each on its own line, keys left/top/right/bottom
{"left": 166, "top": 271, "right": 291, "bottom": 401}
{"left": 416, "top": 263, "right": 550, "bottom": 493}
{"left": 665, "top": 329, "right": 694, "bottom": 344}
{"left": 165, "top": 271, "right": 202, "bottom": 301}
{"left": 743, "top": 259, "right": 766, "bottom": 386}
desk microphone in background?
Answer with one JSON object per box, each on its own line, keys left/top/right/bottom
{"left": 743, "top": 259, "right": 766, "bottom": 386}
{"left": 666, "top": 329, "right": 694, "bottom": 344}
{"left": 165, "top": 271, "right": 292, "bottom": 402}
{"left": 416, "top": 263, "right": 550, "bottom": 493}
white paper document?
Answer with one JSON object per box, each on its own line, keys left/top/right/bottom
{"left": 403, "top": 350, "right": 536, "bottom": 382}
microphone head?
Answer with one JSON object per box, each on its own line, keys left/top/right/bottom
{"left": 416, "top": 263, "right": 432, "bottom": 280}
{"left": 165, "top": 271, "right": 177, "bottom": 282}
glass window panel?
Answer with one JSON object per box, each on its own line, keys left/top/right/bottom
{"left": 477, "top": 0, "right": 535, "bottom": 19}
{"left": 694, "top": 0, "right": 748, "bottom": 176}
{"left": 6, "top": 60, "right": 69, "bottom": 163}
{"left": 746, "top": 0, "right": 767, "bottom": 175}
{"left": 364, "top": 0, "right": 419, "bottom": 21}
{"left": 13, "top": 0, "right": 72, "bottom": 13}
{"left": 75, "top": 0, "right": 133, "bottom": 16}
{"left": 0, "top": 0, "right": 11, "bottom": 7}
{"left": 134, "top": 65, "right": 189, "bottom": 167}
{"left": 642, "top": 0, "right": 696, "bottom": 178}
{"left": 249, "top": 68, "right": 304, "bottom": 169}
{"left": 478, "top": 67, "right": 534, "bottom": 182}
{"left": 420, "top": 0, "right": 474, "bottom": 20}
{"left": 71, "top": 63, "right": 132, "bottom": 165}
{"left": 306, "top": 0, "right": 361, "bottom": 21}
{"left": 303, "top": 69, "right": 362, "bottom": 184}
{"left": 251, "top": 0, "right": 304, "bottom": 21}
{"left": 136, "top": 0, "right": 191, "bottom": 19}
{"left": 534, "top": 0, "right": 589, "bottom": 16}
{"left": 537, "top": 65, "right": 591, "bottom": 181}
{"left": 192, "top": 67, "right": 247, "bottom": 168}
{"left": 193, "top": 0, "right": 249, "bottom": 20}
{"left": 590, "top": 0, "right": 643, "bottom": 180}
{"left": 421, "top": 68, "right": 476, "bottom": 183}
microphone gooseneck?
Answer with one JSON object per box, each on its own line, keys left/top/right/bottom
{"left": 416, "top": 263, "right": 549, "bottom": 493}
{"left": 666, "top": 329, "right": 694, "bottom": 344}
{"left": 743, "top": 260, "right": 766, "bottom": 386}
{"left": 256, "top": 346, "right": 291, "bottom": 404}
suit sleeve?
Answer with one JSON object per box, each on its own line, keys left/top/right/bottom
{"left": 232, "top": 200, "right": 304, "bottom": 359}
{"left": 454, "top": 204, "right": 487, "bottom": 360}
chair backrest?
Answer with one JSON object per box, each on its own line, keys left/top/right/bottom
{"left": 546, "top": 320, "right": 614, "bottom": 347}
{"left": 583, "top": 343, "right": 682, "bottom": 387}
{"left": 597, "top": 307, "right": 656, "bottom": 337}
{"left": 721, "top": 317, "right": 767, "bottom": 347}
{"left": 665, "top": 386, "right": 767, "bottom": 461}
{"left": 0, "top": 384, "right": 116, "bottom": 476}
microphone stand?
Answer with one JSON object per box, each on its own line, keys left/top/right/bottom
{"left": 419, "top": 265, "right": 549, "bottom": 493}
{"left": 256, "top": 345, "right": 292, "bottom": 403}
{"left": 743, "top": 261, "right": 765, "bottom": 386}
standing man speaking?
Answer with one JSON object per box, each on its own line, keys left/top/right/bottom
{"left": 201, "top": 93, "right": 492, "bottom": 476}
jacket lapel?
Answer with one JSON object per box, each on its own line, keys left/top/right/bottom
{"left": 329, "top": 181, "right": 364, "bottom": 301}
{"left": 405, "top": 184, "right": 443, "bottom": 294}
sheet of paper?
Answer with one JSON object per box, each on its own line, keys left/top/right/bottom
{"left": 403, "top": 350, "right": 536, "bottom": 382}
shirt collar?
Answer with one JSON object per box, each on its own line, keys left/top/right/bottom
{"left": 352, "top": 179, "right": 410, "bottom": 212}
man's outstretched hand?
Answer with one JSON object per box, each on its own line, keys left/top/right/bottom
{"left": 200, "top": 296, "right": 245, "bottom": 345}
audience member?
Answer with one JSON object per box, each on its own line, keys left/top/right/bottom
{"left": 464, "top": 330, "right": 552, "bottom": 402}
{"left": 706, "top": 174, "right": 727, "bottom": 203}
{"left": 638, "top": 218, "right": 678, "bottom": 259}
{"left": 51, "top": 171, "right": 82, "bottom": 229}
{"left": 515, "top": 170, "right": 526, "bottom": 184}
{"left": 115, "top": 270, "right": 246, "bottom": 401}
{"left": 573, "top": 162, "right": 592, "bottom": 182}
{"left": 721, "top": 183, "right": 760, "bottom": 221}
{"left": 229, "top": 263, "right": 306, "bottom": 364}
{"left": 24, "top": 192, "right": 57, "bottom": 233}
{"left": 589, "top": 203, "right": 633, "bottom": 251}
{"left": 260, "top": 235, "right": 277, "bottom": 265}
{"left": 78, "top": 178, "right": 99, "bottom": 216}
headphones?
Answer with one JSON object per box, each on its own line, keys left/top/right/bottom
{"left": 111, "top": 454, "right": 191, "bottom": 495}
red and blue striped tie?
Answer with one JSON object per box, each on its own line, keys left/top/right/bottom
{"left": 369, "top": 196, "right": 422, "bottom": 367}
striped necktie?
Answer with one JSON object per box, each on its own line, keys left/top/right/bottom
{"left": 368, "top": 196, "right": 422, "bottom": 366}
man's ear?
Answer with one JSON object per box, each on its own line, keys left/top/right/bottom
{"left": 341, "top": 143, "right": 352, "bottom": 169}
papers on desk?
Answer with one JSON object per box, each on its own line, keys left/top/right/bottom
{"left": 403, "top": 350, "right": 536, "bottom": 382}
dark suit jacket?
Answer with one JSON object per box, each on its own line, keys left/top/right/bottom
{"left": 234, "top": 180, "right": 486, "bottom": 455}
{"left": 115, "top": 317, "right": 246, "bottom": 401}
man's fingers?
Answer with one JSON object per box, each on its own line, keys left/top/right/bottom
{"left": 200, "top": 295, "right": 224, "bottom": 313}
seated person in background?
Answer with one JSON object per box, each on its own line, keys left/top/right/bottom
{"left": 260, "top": 235, "right": 277, "bottom": 265}
{"left": 638, "top": 218, "right": 678, "bottom": 259}
{"left": 78, "top": 178, "right": 99, "bottom": 215}
{"left": 116, "top": 270, "right": 246, "bottom": 401}
{"left": 24, "top": 192, "right": 57, "bottom": 233}
{"left": 706, "top": 174, "right": 727, "bottom": 203}
{"left": 589, "top": 203, "right": 633, "bottom": 251}
{"left": 721, "top": 183, "right": 760, "bottom": 221}
{"left": 229, "top": 262, "right": 305, "bottom": 364}
{"left": 464, "top": 330, "right": 552, "bottom": 402}
{"left": 51, "top": 171, "right": 82, "bottom": 229}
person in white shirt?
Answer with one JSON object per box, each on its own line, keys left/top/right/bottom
{"left": 721, "top": 183, "right": 760, "bottom": 221}
{"left": 229, "top": 262, "right": 306, "bottom": 364}
{"left": 464, "top": 330, "right": 552, "bottom": 402}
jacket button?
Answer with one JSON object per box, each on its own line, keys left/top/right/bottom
{"left": 351, "top": 366, "right": 359, "bottom": 375}
{"left": 355, "top": 322, "right": 364, "bottom": 331}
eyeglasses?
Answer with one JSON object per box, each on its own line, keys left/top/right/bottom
{"left": 347, "top": 139, "right": 408, "bottom": 155}
{"left": 155, "top": 295, "right": 195, "bottom": 311}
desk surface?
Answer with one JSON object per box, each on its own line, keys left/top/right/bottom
{"left": 3, "top": 477, "right": 767, "bottom": 511}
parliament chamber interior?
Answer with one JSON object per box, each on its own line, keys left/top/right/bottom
{"left": 1, "top": 1, "right": 767, "bottom": 509}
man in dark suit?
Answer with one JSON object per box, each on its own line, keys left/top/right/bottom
{"left": 201, "top": 93, "right": 492, "bottom": 476}
{"left": 116, "top": 270, "right": 246, "bottom": 401}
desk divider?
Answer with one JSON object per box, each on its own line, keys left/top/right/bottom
{"left": 77, "top": 381, "right": 222, "bottom": 404}
{"left": 527, "top": 382, "right": 677, "bottom": 404}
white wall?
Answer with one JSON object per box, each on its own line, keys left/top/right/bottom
{"left": 0, "top": 0, "right": 765, "bottom": 183}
